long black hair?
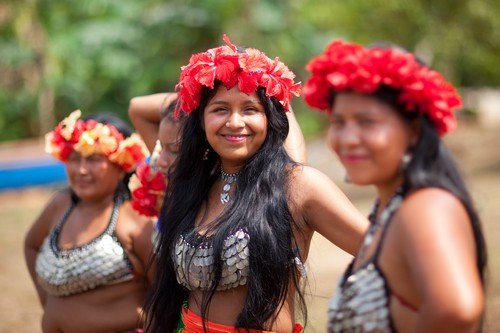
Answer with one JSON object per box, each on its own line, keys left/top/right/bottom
{"left": 373, "top": 86, "right": 487, "bottom": 286}
{"left": 144, "top": 84, "right": 307, "bottom": 332}
{"left": 69, "top": 113, "right": 133, "bottom": 203}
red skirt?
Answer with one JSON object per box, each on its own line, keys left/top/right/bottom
{"left": 178, "top": 306, "right": 303, "bottom": 333}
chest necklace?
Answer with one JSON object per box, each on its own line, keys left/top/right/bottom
{"left": 220, "top": 168, "right": 239, "bottom": 204}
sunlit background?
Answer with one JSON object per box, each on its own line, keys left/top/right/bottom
{"left": 1, "top": 0, "right": 499, "bottom": 331}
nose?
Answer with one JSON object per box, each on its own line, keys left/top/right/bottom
{"left": 77, "top": 157, "right": 89, "bottom": 174}
{"left": 338, "top": 122, "right": 361, "bottom": 147}
{"left": 328, "top": 122, "right": 361, "bottom": 152}
{"left": 226, "top": 112, "right": 245, "bottom": 129}
{"left": 157, "top": 149, "right": 173, "bottom": 173}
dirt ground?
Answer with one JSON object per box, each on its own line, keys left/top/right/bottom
{"left": 0, "top": 121, "right": 499, "bottom": 332}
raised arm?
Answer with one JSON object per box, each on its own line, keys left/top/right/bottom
{"left": 128, "top": 93, "right": 177, "bottom": 153}
{"left": 291, "top": 166, "right": 368, "bottom": 255}
{"left": 24, "top": 190, "right": 70, "bottom": 306}
{"left": 284, "top": 109, "right": 307, "bottom": 164}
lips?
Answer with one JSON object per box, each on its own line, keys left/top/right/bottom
{"left": 73, "top": 178, "right": 93, "bottom": 187}
{"left": 341, "top": 154, "right": 367, "bottom": 163}
{"left": 222, "top": 134, "right": 250, "bottom": 143}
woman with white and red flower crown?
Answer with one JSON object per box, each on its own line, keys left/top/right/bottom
{"left": 303, "top": 40, "right": 487, "bottom": 332}
{"left": 24, "top": 112, "right": 154, "bottom": 333}
{"left": 144, "top": 35, "right": 369, "bottom": 332}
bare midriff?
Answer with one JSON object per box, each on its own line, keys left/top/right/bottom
{"left": 41, "top": 280, "right": 147, "bottom": 333}
{"left": 188, "top": 285, "right": 296, "bottom": 332}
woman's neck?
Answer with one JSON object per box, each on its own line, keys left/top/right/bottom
{"left": 77, "top": 193, "right": 116, "bottom": 210}
{"left": 375, "top": 177, "right": 404, "bottom": 212}
{"left": 220, "top": 161, "right": 245, "bottom": 174}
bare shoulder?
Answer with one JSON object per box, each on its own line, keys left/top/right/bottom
{"left": 25, "top": 188, "right": 73, "bottom": 245}
{"left": 396, "top": 187, "right": 473, "bottom": 240}
{"left": 119, "top": 201, "right": 155, "bottom": 234}
{"left": 289, "top": 165, "right": 334, "bottom": 190}
{"left": 288, "top": 165, "right": 346, "bottom": 202}
{"left": 400, "top": 188, "right": 469, "bottom": 223}
{"left": 39, "top": 189, "right": 73, "bottom": 225}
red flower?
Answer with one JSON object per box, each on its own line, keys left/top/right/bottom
{"left": 175, "top": 34, "right": 300, "bottom": 115}
{"left": 303, "top": 40, "right": 461, "bottom": 136}
{"left": 131, "top": 188, "right": 159, "bottom": 217}
{"left": 129, "top": 163, "right": 167, "bottom": 217}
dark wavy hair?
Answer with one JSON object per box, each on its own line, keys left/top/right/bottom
{"left": 69, "top": 113, "right": 133, "bottom": 203}
{"left": 144, "top": 84, "right": 306, "bottom": 332}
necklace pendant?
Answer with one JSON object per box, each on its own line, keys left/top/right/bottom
{"left": 220, "top": 168, "right": 240, "bottom": 205}
{"left": 220, "top": 193, "right": 229, "bottom": 204}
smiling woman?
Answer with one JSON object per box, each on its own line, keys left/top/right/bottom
{"left": 24, "top": 111, "right": 155, "bottom": 333}
{"left": 203, "top": 86, "right": 268, "bottom": 171}
{"left": 144, "top": 35, "right": 368, "bottom": 333}
{"left": 304, "top": 39, "right": 487, "bottom": 333}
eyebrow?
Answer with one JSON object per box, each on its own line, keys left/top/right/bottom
{"left": 208, "top": 98, "right": 262, "bottom": 106}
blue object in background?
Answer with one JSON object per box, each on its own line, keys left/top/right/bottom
{"left": 0, "top": 158, "right": 67, "bottom": 191}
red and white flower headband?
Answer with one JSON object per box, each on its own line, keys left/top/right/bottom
{"left": 303, "top": 40, "right": 461, "bottom": 135}
{"left": 175, "top": 34, "right": 301, "bottom": 115}
{"left": 129, "top": 141, "right": 166, "bottom": 217}
{"left": 45, "top": 110, "right": 148, "bottom": 172}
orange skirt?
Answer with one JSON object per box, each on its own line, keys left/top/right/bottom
{"left": 178, "top": 306, "right": 303, "bottom": 333}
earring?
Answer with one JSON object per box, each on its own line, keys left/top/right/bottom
{"left": 401, "top": 152, "right": 413, "bottom": 171}
{"left": 344, "top": 173, "right": 351, "bottom": 183}
{"left": 203, "top": 147, "right": 210, "bottom": 160}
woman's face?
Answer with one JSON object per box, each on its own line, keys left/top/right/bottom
{"left": 328, "top": 92, "right": 417, "bottom": 188}
{"left": 203, "top": 85, "right": 268, "bottom": 171}
{"left": 66, "top": 152, "right": 125, "bottom": 201}
{"left": 157, "top": 118, "right": 181, "bottom": 176}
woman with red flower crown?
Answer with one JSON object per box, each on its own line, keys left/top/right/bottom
{"left": 144, "top": 35, "right": 369, "bottom": 332}
{"left": 303, "top": 40, "right": 487, "bottom": 332}
{"left": 24, "top": 112, "right": 154, "bottom": 333}
{"left": 127, "top": 87, "right": 308, "bottom": 220}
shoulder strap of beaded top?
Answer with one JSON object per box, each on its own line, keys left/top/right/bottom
{"left": 372, "top": 189, "right": 404, "bottom": 259}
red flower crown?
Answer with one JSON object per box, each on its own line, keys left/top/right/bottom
{"left": 45, "top": 110, "right": 148, "bottom": 172}
{"left": 303, "top": 40, "right": 462, "bottom": 135}
{"left": 175, "top": 34, "right": 301, "bottom": 115}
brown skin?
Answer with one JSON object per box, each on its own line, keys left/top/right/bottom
{"left": 128, "top": 92, "right": 307, "bottom": 165}
{"left": 186, "top": 87, "right": 368, "bottom": 331}
{"left": 329, "top": 92, "right": 484, "bottom": 332}
{"left": 128, "top": 92, "right": 178, "bottom": 153}
{"left": 24, "top": 154, "right": 155, "bottom": 333}
{"left": 128, "top": 89, "right": 360, "bottom": 331}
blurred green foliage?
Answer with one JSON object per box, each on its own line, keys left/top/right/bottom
{"left": 0, "top": 0, "right": 498, "bottom": 141}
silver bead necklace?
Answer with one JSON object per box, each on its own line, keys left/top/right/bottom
{"left": 220, "top": 168, "right": 239, "bottom": 204}
{"left": 357, "top": 188, "right": 403, "bottom": 262}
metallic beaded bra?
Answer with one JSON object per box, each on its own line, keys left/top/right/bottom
{"left": 174, "top": 228, "right": 308, "bottom": 291}
{"left": 174, "top": 228, "right": 250, "bottom": 291}
{"left": 35, "top": 198, "right": 134, "bottom": 297}
{"left": 327, "top": 190, "right": 404, "bottom": 333}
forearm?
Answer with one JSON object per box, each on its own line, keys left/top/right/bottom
{"left": 284, "top": 110, "right": 307, "bottom": 164}
{"left": 128, "top": 93, "right": 173, "bottom": 152}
